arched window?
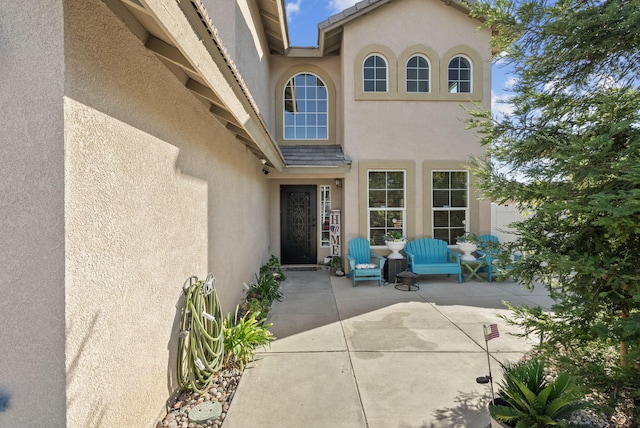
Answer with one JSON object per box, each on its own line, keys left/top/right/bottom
{"left": 283, "top": 73, "right": 328, "bottom": 140}
{"left": 363, "top": 54, "right": 387, "bottom": 92}
{"left": 448, "top": 56, "right": 472, "bottom": 93}
{"left": 406, "top": 55, "right": 430, "bottom": 93}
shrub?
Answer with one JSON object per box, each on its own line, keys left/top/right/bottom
{"left": 246, "top": 273, "right": 283, "bottom": 304}
{"left": 223, "top": 306, "right": 275, "bottom": 370}
{"left": 259, "top": 255, "right": 286, "bottom": 283}
{"left": 490, "top": 358, "right": 588, "bottom": 427}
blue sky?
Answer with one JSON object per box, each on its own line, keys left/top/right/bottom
{"left": 285, "top": 0, "right": 515, "bottom": 118}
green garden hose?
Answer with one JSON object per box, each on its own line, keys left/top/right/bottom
{"left": 177, "top": 273, "right": 224, "bottom": 394}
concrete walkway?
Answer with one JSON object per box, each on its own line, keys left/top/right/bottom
{"left": 223, "top": 269, "right": 554, "bottom": 428}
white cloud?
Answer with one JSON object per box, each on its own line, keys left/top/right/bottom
{"left": 328, "top": 0, "right": 359, "bottom": 14}
{"left": 286, "top": 0, "right": 302, "bottom": 21}
{"left": 491, "top": 90, "right": 515, "bottom": 119}
{"left": 504, "top": 77, "right": 518, "bottom": 91}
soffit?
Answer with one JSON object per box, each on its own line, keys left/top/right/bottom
{"left": 256, "top": 0, "right": 289, "bottom": 54}
{"left": 103, "top": 0, "right": 285, "bottom": 170}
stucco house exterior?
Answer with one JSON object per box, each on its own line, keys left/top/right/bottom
{"left": 0, "top": 0, "right": 491, "bottom": 426}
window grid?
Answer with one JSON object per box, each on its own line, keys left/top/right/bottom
{"left": 363, "top": 55, "right": 388, "bottom": 92}
{"left": 283, "top": 73, "right": 328, "bottom": 140}
{"left": 448, "top": 56, "right": 472, "bottom": 93}
{"left": 368, "top": 170, "right": 406, "bottom": 246}
{"left": 432, "top": 171, "right": 469, "bottom": 245}
{"left": 320, "top": 185, "right": 331, "bottom": 247}
{"left": 406, "top": 55, "right": 430, "bottom": 93}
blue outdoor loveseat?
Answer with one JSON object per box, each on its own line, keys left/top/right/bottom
{"left": 404, "top": 238, "right": 462, "bottom": 283}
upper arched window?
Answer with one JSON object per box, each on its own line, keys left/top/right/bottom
{"left": 406, "top": 55, "right": 430, "bottom": 93}
{"left": 363, "top": 54, "right": 388, "bottom": 92}
{"left": 283, "top": 73, "right": 328, "bottom": 140}
{"left": 448, "top": 56, "right": 472, "bottom": 93}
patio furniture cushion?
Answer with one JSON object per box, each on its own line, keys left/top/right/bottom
{"left": 346, "top": 238, "right": 386, "bottom": 287}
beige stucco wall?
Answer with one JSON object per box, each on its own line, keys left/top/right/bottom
{"left": 340, "top": 0, "right": 493, "bottom": 243}
{"left": 63, "top": 1, "right": 272, "bottom": 426}
{"left": 0, "top": 1, "right": 67, "bottom": 426}
{"left": 201, "top": 0, "right": 274, "bottom": 132}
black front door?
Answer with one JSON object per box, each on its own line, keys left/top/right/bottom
{"left": 280, "top": 185, "right": 317, "bottom": 264}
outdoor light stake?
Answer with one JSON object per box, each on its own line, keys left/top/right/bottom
{"left": 476, "top": 324, "right": 499, "bottom": 403}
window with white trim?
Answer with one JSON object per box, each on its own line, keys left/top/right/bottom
{"left": 448, "top": 56, "right": 472, "bottom": 93}
{"left": 320, "top": 185, "right": 331, "bottom": 247}
{"left": 363, "top": 54, "right": 388, "bottom": 92}
{"left": 283, "top": 73, "right": 328, "bottom": 140}
{"left": 406, "top": 55, "right": 430, "bottom": 93}
{"left": 368, "top": 170, "right": 405, "bottom": 246}
{"left": 432, "top": 171, "right": 468, "bottom": 244}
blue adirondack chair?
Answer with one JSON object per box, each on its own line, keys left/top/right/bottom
{"left": 404, "top": 238, "right": 462, "bottom": 283}
{"left": 346, "top": 237, "right": 386, "bottom": 287}
{"left": 476, "top": 234, "right": 520, "bottom": 282}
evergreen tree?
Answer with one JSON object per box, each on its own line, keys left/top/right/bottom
{"left": 468, "top": 0, "right": 640, "bottom": 419}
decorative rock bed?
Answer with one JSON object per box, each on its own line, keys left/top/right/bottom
{"left": 157, "top": 368, "right": 242, "bottom": 428}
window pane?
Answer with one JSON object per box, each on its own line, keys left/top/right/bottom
{"left": 285, "top": 127, "right": 295, "bottom": 139}
{"left": 370, "top": 229, "right": 386, "bottom": 246}
{"left": 434, "top": 229, "right": 449, "bottom": 242}
{"left": 450, "top": 211, "right": 465, "bottom": 227}
{"left": 433, "top": 211, "right": 449, "bottom": 227}
{"left": 364, "top": 68, "right": 375, "bottom": 79}
{"left": 318, "top": 128, "right": 327, "bottom": 139}
{"left": 433, "top": 190, "right": 449, "bottom": 207}
{"left": 451, "top": 172, "right": 467, "bottom": 188}
{"left": 407, "top": 81, "right": 417, "bottom": 92}
{"left": 387, "top": 172, "right": 403, "bottom": 189}
{"left": 407, "top": 68, "right": 417, "bottom": 80}
{"left": 386, "top": 211, "right": 403, "bottom": 227}
{"left": 369, "top": 172, "right": 386, "bottom": 189}
{"left": 370, "top": 210, "right": 386, "bottom": 227}
{"left": 364, "top": 81, "right": 375, "bottom": 92}
{"left": 418, "top": 81, "right": 429, "bottom": 92}
{"left": 432, "top": 172, "right": 449, "bottom": 188}
{"left": 369, "top": 190, "right": 386, "bottom": 207}
{"left": 376, "top": 81, "right": 386, "bottom": 92}
{"left": 450, "top": 190, "right": 467, "bottom": 207}
{"left": 387, "top": 190, "right": 404, "bottom": 208}
{"left": 459, "top": 82, "right": 471, "bottom": 93}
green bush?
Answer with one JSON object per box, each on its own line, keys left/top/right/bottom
{"left": 223, "top": 306, "right": 275, "bottom": 370}
{"left": 490, "top": 358, "right": 588, "bottom": 427}
{"left": 259, "top": 255, "right": 286, "bottom": 282}
{"left": 247, "top": 273, "right": 283, "bottom": 304}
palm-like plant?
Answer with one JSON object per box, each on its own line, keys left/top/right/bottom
{"left": 490, "top": 358, "right": 588, "bottom": 427}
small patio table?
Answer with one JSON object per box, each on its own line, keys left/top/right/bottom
{"left": 461, "top": 260, "right": 486, "bottom": 282}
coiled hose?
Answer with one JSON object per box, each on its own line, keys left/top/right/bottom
{"left": 177, "top": 274, "right": 224, "bottom": 394}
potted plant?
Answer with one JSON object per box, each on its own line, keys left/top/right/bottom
{"left": 489, "top": 358, "right": 588, "bottom": 428}
{"left": 385, "top": 230, "right": 406, "bottom": 259}
{"left": 456, "top": 232, "right": 479, "bottom": 261}
{"left": 328, "top": 256, "right": 344, "bottom": 276}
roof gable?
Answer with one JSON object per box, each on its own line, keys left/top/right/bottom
{"left": 316, "top": 0, "right": 478, "bottom": 55}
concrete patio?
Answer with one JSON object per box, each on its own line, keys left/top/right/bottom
{"left": 223, "top": 269, "right": 553, "bottom": 428}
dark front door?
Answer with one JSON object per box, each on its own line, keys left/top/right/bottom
{"left": 280, "top": 185, "right": 317, "bottom": 264}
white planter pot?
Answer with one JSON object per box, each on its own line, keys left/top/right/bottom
{"left": 457, "top": 242, "right": 478, "bottom": 261}
{"left": 385, "top": 240, "right": 406, "bottom": 259}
